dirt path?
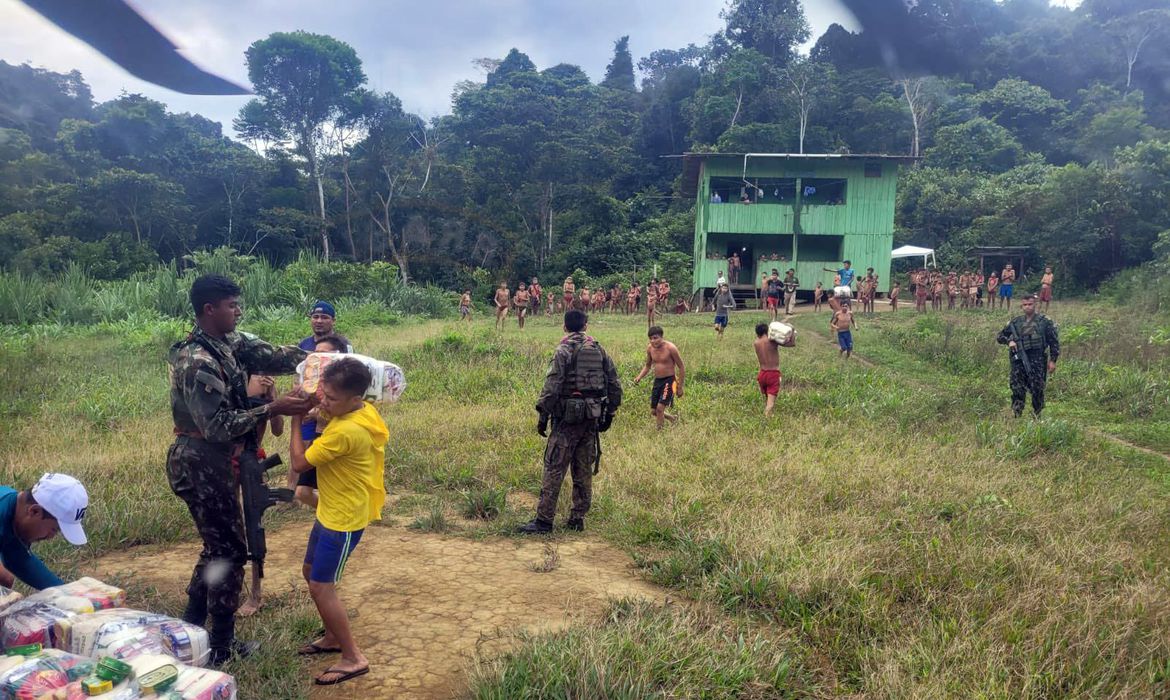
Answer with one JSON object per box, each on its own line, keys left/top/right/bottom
{"left": 94, "top": 521, "right": 664, "bottom": 699}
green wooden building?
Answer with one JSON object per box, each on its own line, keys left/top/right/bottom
{"left": 680, "top": 153, "right": 914, "bottom": 298}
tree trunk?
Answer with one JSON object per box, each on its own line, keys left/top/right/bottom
{"left": 341, "top": 163, "right": 357, "bottom": 259}
{"left": 306, "top": 149, "right": 330, "bottom": 261}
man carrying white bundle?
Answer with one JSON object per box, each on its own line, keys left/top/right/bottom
{"left": 0, "top": 474, "right": 89, "bottom": 590}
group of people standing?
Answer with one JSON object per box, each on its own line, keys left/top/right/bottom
{"left": 899, "top": 264, "right": 1054, "bottom": 314}
{"left": 478, "top": 276, "right": 682, "bottom": 329}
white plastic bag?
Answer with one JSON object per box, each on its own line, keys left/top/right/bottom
{"left": 768, "top": 321, "right": 796, "bottom": 347}
{"left": 55, "top": 608, "right": 209, "bottom": 667}
{"left": 297, "top": 352, "right": 406, "bottom": 403}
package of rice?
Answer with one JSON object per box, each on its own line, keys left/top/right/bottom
{"left": 833, "top": 285, "right": 853, "bottom": 298}
{"left": 767, "top": 321, "right": 796, "bottom": 347}
{"left": 297, "top": 352, "right": 406, "bottom": 403}
{"left": 21, "top": 578, "right": 125, "bottom": 613}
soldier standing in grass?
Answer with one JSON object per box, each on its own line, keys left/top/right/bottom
{"left": 167, "top": 275, "right": 311, "bottom": 666}
{"left": 518, "top": 310, "right": 622, "bottom": 534}
{"left": 996, "top": 294, "right": 1059, "bottom": 418}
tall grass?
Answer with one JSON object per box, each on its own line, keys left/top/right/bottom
{"left": 0, "top": 250, "right": 455, "bottom": 328}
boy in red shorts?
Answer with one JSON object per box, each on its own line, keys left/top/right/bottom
{"left": 754, "top": 323, "right": 781, "bottom": 417}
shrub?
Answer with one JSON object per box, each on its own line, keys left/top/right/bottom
{"left": 461, "top": 486, "right": 507, "bottom": 520}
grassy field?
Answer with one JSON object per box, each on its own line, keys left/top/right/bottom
{"left": 1, "top": 300, "right": 1169, "bottom": 698}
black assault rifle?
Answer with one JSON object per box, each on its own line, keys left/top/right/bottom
{"left": 1008, "top": 321, "right": 1034, "bottom": 383}
{"left": 238, "top": 444, "right": 293, "bottom": 579}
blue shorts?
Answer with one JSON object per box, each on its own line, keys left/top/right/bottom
{"left": 837, "top": 330, "right": 853, "bottom": 351}
{"left": 999, "top": 284, "right": 1013, "bottom": 298}
{"left": 714, "top": 314, "right": 728, "bottom": 328}
{"left": 304, "top": 521, "right": 364, "bottom": 583}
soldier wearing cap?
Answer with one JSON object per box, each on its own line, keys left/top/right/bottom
{"left": 167, "top": 275, "right": 311, "bottom": 665}
{"left": 0, "top": 473, "right": 89, "bottom": 590}
{"left": 299, "top": 301, "right": 353, "bottom": 353}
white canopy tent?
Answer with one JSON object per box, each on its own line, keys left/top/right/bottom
{"left": 891, "top": 244, "right": 937, "bottom": 268}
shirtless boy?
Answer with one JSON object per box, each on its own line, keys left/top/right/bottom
{"left": 545, "top": 290, "right": 555, "bottom": 316}
{"left": 530, "top": 277, "right": 542, "bottom": 315}
{"left": 813, "top": 281, "right": 824, "bottom": 312}
{"left": 646, "top": 279, "right": 659, "bottom": 327}
{"left": 658, "top": 279, "right": 671, "bottom": 309}
{"left": 513, "top": 282, "right": 531, "bottom": 329}
{"left": 626, "top": 283, "right": 638, "bottom": 315}
{"left": 562, "top": 276, "right": 576, "bottom": 312}
{"left": 459, "top": 289, "right": 472, "bottom": 323}
{"left": 915, "top": 272, "right": 928, "bottom": 312}
{"left": 831, "top": 300, "right": 858, "bottom": 359}
{"left": 754, "top": 323, "right": 781, "bottom": 418}
{"left": 633, "top": 326, "right": 685, "bottom": 430}
{"left": 1000, "top": 264, "right": 1017, "bottom": 311}
{"left": 494, "top": 282, "right": 510, "bottom": 330}
{"left": 986, "top": 271, "right": 999, "bottom": 311}
{"left": 1039, "top": 266, "right": 1054, "bottom": 313}
{"left": 889, "top": 281, "right": 901, "bottom": 311}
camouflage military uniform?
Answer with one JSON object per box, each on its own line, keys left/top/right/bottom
{"left": 996, "top": 313, "right": 1059, "bottom": 416}
{"left": 534, "top": 333, "right": 623, "bottom": 524}
{"left": 166, "top": 327, "right": 305, "bottom": 629}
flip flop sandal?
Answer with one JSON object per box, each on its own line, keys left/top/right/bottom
{"left": 298, "top": 642, "right": 342, "bottom": 656}
{"left": 314, "top": 666, "right": 370, "bottom": 686}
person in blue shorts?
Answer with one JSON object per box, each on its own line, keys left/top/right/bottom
{"left": 711, "top": 283, "right": 735, "bottom": 340}
{"left": 999, "top": 263, "right": 1016, "bottom": 311}
{"left": 290, "top": 358, "right": 389, "bottom": 686}
{"left": 830, "top": 300, "right": 858, "bottom": 359}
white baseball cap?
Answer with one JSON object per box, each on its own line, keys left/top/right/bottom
{"left": 31, "top": 474, "right": 88, "bottom": 545}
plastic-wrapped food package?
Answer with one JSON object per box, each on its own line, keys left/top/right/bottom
{"left": 167, "top": 666, "right": 236, "bottom": 700}
{"left": 298, "top": 352, "right": 406, "bottom": 403}
{"left": 22, "top": 580, "right": 125, "bottom": 614}
{"left": 0, "top": 649, "right": 95, "bottom": 700}
{"left": 767, "top": 321, "right": 796, "bottom": 347}
{"left": 54, "top": 611, "right": 209, "bottom": 668}
{"left": 0, "top": 603, "right": 76, "bottom": 650}
{"left": 52, "top": 679, "right": 140, "bottom": 700}
{"left": 89, "top": 630, "right": 165, "bottom": 664}
{"left": 0, "top": 589, "right": 22, "bottom": 617}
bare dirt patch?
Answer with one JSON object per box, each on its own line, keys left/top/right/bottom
{"left": 94, "top": 521, "right": 665, "bottom": 699}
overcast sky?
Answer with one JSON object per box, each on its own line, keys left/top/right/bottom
{"left": 0, "top": 0, "right": 863, "bottom": 135}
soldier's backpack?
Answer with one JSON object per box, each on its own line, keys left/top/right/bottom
{"left": 562, "top": 339, "right": 608, "bottom": 424}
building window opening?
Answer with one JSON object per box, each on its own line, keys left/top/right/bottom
{"left": 801, "top": 178, "right": 846, "bottom": 205}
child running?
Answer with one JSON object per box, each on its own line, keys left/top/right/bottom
{"left": 290, "top": 357, "right": 388, "bottom": 687}
{"left": 494, "top": 282, "right": 510, "bottom": 330}
{"left": 712, "top": 282, "right": 735, "bottom": 340}
{"left": 754, "top": 323, "right": 781, "bottom": 418}
{"left": 459, "top": 290, "right": 472, "bottom": 323}
{"left": 830, "top": 300, "right": 858, "bottom": 359}
{"left": 632, "top": 325, "right": 685, "bottom": 430}
{"left": 513, "top": 283, "right": 530, "bottom": 329}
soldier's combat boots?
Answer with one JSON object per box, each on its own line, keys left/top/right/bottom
{"left": 565, "top": 518, "right": 585, "bottom": 532}
{"left": 208, "top": 614, "right": 260, "bottom": 667}
{"left": 516, "top": 518, "right": 553, "bottom": 534}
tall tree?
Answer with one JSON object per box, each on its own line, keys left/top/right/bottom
{"left": 782, "top": 58, "right": 835, "bottom": 153}
{"left": 239, "top": 31, "right": 367, "bottom": 260}
{"left": 601, "top": 36, "right": 637, "bottom": 91}
{"left": 720, "top": 0, "right": 810, "bottom": 64}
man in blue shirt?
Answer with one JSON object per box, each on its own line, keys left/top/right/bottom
{"left": 824, "top": 260, "right": 855, "bottom": 289}
{"left": 298, "top": 301, "right": 353, "bottom": 353}
{"left": 0, "top": 474, "right": 89, "bottom": 590}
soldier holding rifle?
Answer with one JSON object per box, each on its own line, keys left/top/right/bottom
{"left": 167, "top": 275, "right": 311, "bottom": 666}
{"left": 996, "top": 294, "right": 1059, "bottom": 418}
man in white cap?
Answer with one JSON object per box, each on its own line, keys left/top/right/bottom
{"left": 0, "top": 473, "right": 88, "bottom": 589}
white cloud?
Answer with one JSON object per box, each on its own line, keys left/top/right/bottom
{"left": 0, "top": 0, "right": 855, "bottom": 134}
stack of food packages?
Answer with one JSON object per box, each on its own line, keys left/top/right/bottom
{"left": 0, "top": 579, "right": 237, "bottom": 699}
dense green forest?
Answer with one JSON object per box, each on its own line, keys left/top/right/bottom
{"left": 1, "top": 0, "right": 1169, "bottom": 294}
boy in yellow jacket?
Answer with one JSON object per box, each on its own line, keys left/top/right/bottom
{"left": 290, "top": 357, "right": 389, "bottom": 686}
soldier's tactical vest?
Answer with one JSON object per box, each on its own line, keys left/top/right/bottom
{"left": 560, "top": 339, "right": 608, "bottom": 424}
{"left": 1015, "top": 317, "right": 1046, "bottom": 352}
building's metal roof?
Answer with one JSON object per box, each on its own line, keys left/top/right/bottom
{"left": 674, "top": 152, "right": 919, "bottom": 197}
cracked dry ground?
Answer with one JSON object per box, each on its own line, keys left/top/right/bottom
{"left": 94, "top": 519, "right": 666, "bottom": 699}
